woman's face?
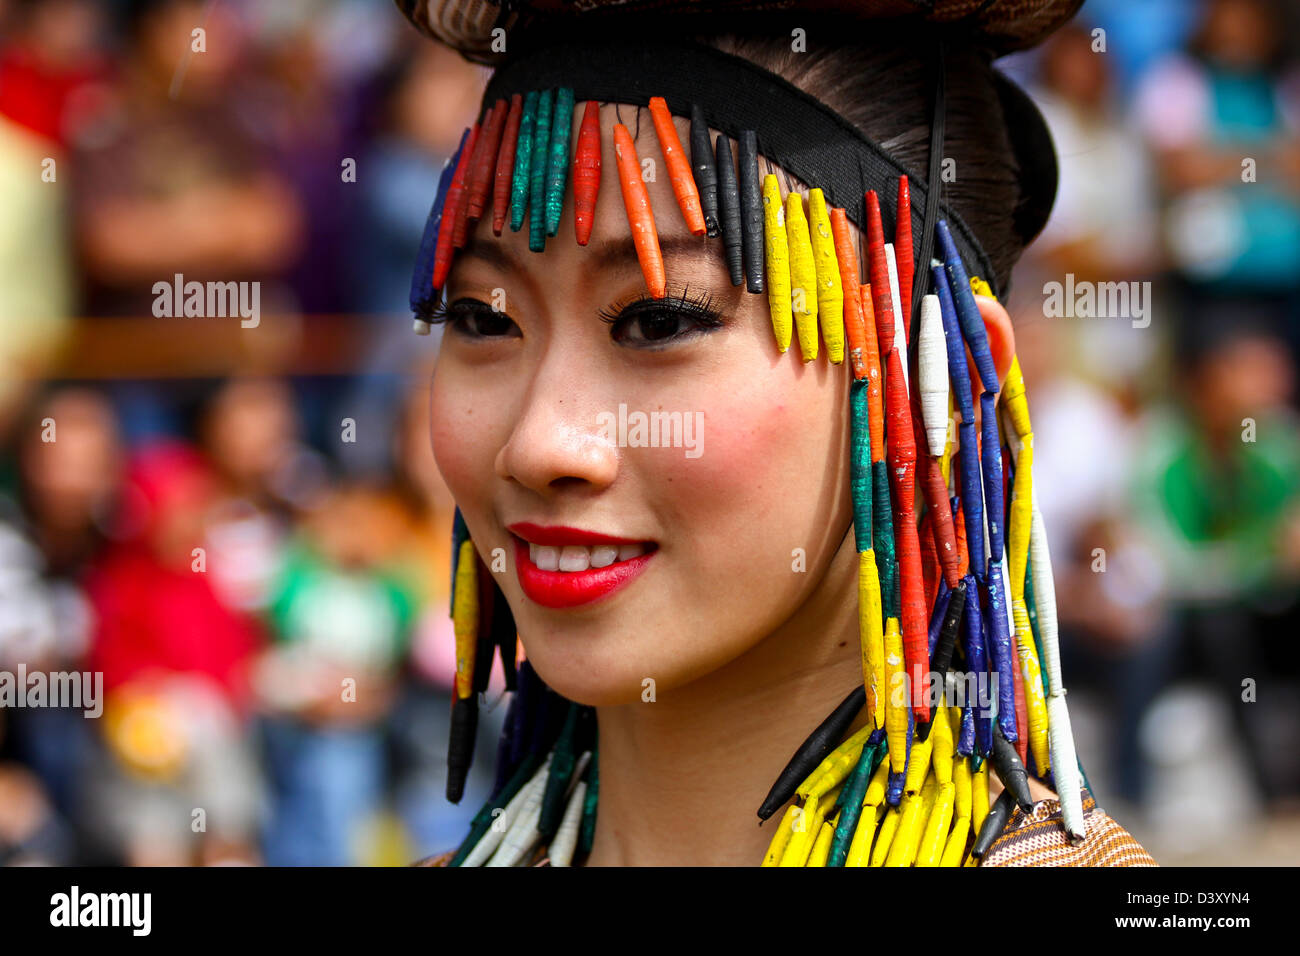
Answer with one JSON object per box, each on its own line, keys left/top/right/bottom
{"left": 431, "top": 105, "right": 855, "bottom": 706}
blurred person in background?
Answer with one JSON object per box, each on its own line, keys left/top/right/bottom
{"left": 0, "top": 718, "right": 75, "bottom": 864}
{"left": 1023, "top": 20, "right": 1163, "bottom": 401}
{"left": 195, "top": 376, "right": 326, "bottom": 616}
{"left": 84, "top": 441, "right": 264, "bottom": 865}
{"left": 351, "top": 35, "right": 485, "bottom": 319}
{"left": 1071, "top": 0, "right": 1201, "bottom": 96}
{"left": 255, "top": 478, "right": 418, "bottom": 866}
{"left": 0, "top": 388, "right": 121, "bottom": 857}
{"left": 1135, "top": 0, "right": 1300, "bottom": 363}
{"left": 0, "top": 0, "right": 109, "bottom": 431}
{"left": 0, "top": 0, "right": 111, "bottom": 147}
{"left": 1127, "top": 298, "right": 1300, "bottom": 806}
{"left": 1031, "top": 22, "right": 1161, "bottom": 283}
{"left": 336, "top": 37, "right": 485, "bottom": 479}
{"left": 14, "top": 386, "right": 121, "bottom": 579}
{"left": 69, "top": 0, "right": 304, "bottom": 318}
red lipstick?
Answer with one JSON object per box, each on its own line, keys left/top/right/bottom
{"left": 507, "top": 523, "right": 646, "bottom": 547}
{"left": 507, "top": 523, "right": 657, "bottom": 609}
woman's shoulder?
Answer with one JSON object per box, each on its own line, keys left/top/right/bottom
{"left": 980, "top": 789, "right": 1157, "bottom": 867}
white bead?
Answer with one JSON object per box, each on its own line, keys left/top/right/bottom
{"left": 547, "top": 781, "right": 587, "bottom": 867}
{"left": 482, "top": 756, "right": 552, "bottom": 867}
{"left": 1030, "top": 487, "right": 1085, "bottom": 840}
{"left": 917, "top": 294, "right": 949, "bottom": 457}
{"left": 1048, "top": 693, "right": 1086, "bottom": 841}
{"left": 461, "top": 757, "right": 549, "bottom": 866}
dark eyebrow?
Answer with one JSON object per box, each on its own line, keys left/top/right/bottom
{"left": 457, "top": 232, "right": 715, "bottom": 273}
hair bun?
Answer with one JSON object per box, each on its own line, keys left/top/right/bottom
{"left": 395, "top": 0, "right": 1084, "bottom": 64}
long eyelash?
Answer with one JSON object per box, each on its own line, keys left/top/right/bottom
{"left": 597, "top": 285, "right": 723, "bottom": 326}
{"left": 420, "top": 297, "right": 457, "bottom": 326}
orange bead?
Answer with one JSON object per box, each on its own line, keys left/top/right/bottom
{"left": 612, "top": 123, "right": 666, "bottom": 298}
{"left": 648, "top": 97, "right": 706, "bottom": 236}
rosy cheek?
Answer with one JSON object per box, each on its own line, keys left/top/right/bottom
{"left": 429, "top": 386, "right": 489, "bottom": 505}
{"left": 655, "top": 391, "right": 795, "bottom": 504}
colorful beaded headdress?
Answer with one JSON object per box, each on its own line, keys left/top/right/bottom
{"left": 399, "top": 0, "right": 1092, "bottom": 867}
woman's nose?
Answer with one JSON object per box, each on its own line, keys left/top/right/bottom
{"left": 494, "top": 362, "right": 622, "bottom": 496}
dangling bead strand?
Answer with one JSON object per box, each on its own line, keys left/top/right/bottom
{"left": 648, "top": 96, "right": 706, "bottom": 236}
{"left": 738, "top": 130, "right": 764, "bottom": 294}
{"left": 689, "top": 103, "right": 720, "bottom": 238}
{"left": 612, "top": 121, "right": 666, "bottom": 298}
{"left": 572, "top": 99, "right": 602, "bottom": 246}
{"left": 492, "top": 93, "right": 523, "bottom": 236}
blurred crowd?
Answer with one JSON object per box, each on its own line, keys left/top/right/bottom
{"left": 0, "top": 0, "right": 503, "bottom": 866}
{"left": 0, "top": 0, "right": 1298, "bottom": 865}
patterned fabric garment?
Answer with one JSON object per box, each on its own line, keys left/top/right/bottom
{"left": 979, "top": 789, "right": 1158, "bottom": 868}
{"left": 413, "top": 788, "right": 1156, "bottom": 867}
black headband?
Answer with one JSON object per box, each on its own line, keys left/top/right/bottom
{"left": 479, "top": 33, "right": 1002, "bottom": 308}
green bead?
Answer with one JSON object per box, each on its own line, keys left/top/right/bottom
{"left": 850, "top": 380, "right": 873, "bottom": 551}
{"left": 510, "top": 90, "right": 538, "bottom": 233}
{"left": 871, "top": 459, "right": 897, "bottom": 617}
{"left": 538, "top": 702, "right": 580, "bottom": 839}
{"left": 544, "top": 87, "right": 574, "bottom": 237}
{"left": 827, "top": 741, "right": 877, "bottom": 867}
{"left": 528, "top": 88, "right": 553, "bottom": 252}
{"left": 1024, "top": 552, "right": 1050, "bottom": 699}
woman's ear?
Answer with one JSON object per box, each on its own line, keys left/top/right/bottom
{"left": 974, "top": 294, "right": 1016, "bottom": 390}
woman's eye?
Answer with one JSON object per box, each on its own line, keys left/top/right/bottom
{"left": 433, "top": 299, "right": 520, "bottom": 338}
{"left": 602, "top": 296, "right": 724, "bottom": 347}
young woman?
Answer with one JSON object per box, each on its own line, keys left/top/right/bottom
{"left": 395, "top": 0, "right": 1156, "bottom": 867}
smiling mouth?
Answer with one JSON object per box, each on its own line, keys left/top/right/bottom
{"left": 523, "top": 538, "right": 655, "bottom": 571}
{"left": 508, "top": 532, "right": 658, "bottom": 609}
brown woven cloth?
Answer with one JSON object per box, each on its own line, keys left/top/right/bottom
{"left": 413, "top": 849, "right": 457, "bottom": 866}
{"left": 413, "top": 790, "right": 1157, "bottom": 866}
{"left": 980, "top": 790, "right": 1159, "bottom": 867}
{"left": 394, "top": 0, "right": 1085, "bottom": 63}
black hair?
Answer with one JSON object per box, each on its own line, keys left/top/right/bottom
{"left": 700, "top": 18, "right": 1027, "bottom": 293}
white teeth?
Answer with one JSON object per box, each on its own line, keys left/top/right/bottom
{"left": 559, "top": 546, "right": 591, "bottom": 572}
{"left": 526, "top": 540, "right": 650, "bottom": 571}
{"left": 532, "top": 544, "right": 560, "bottom": 571}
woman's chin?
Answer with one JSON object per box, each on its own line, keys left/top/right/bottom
{"left": 521, "top": 635, "right": 697, "bottom": 709}
{"left": 524, "top": 661, "right": 648, "bottom": 708}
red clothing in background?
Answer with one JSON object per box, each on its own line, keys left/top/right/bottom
{"left": 85, "top": 549, "right": 260, "bottom": 710}
{"left": 0, "top": 48, "right": 107, "bottom": 146}
{"left": 84, "top": 441, "right": 262, "bottom": 711}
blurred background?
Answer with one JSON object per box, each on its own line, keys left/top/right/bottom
{"left": 0, "top": 0, "right": 1297, "bottom": 866}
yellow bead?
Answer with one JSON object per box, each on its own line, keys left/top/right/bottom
{"left": 858, "top": 551, "right": 885, "bottom": 730}
{"left": 785, "top": 190, "right": 819, "bottom": 362}
{"left": 763, "top": 802, "right": 800, "bottom": 866}
{"left": 917, "top": 781, "right": 955, "bottom": 866}
{"left": 807, "top": 818, "right": 836, "bottom": 868}
{"left": 807, "top": 188, "right": 844, "bottom": 364}
{"left": 761, "top": 175, "right": 792, "bottom": 353}
{"left": 452, "top": 539, "right": 479, "bottom": 700}
{"left": 884, "top": 617, "right": 908, "bottom": 776}
{"left": 870, "top": 806, "right": 900, "bottom": 867}
{"left": 931, "top": 703, "right": 954, "bottom": 786}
